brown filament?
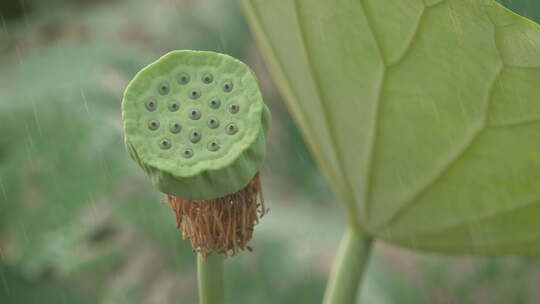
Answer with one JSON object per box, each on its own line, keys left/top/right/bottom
{"left": 166, "top": 173, "right": 266, "bottom": 257}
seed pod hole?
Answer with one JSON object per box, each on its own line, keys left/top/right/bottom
{"left": 208, "top": 99, "right": 221, "bottom": 109}
{"left": 182, "top": 148, "right": 194, "bottom": 159}
{"left": 178, "top": 72, "right": 190, "bottom": 85}
{"left": 207, "top": 141, "right": 220, "bottom": 152}
{"left": 202, "top": 73, "right": 214, "bottom": 84}
{"left": 189, "top": 89, "right": 201, "bottom": 100}
{"left": 146, "top": 99, "right": 157, "bottom": 111}
{"left": 148, "top": 120, "right": 160, "bottom": 131}
{"left": 228, "top": 104, "right": 240, "bottom": 114}
{"left": 168, "top": 101, "right": 180, "bottom": 112}
{"left": 189, "top": 109, "right": 201, "bottom": 120}
{"left": 226, "top": 123, "right": 238, "bottom": 135}
{"left": 190, "top": 130, "right": 202, "bottom": 143}
{"left": 207, "top": 118, "right": 220, "bottom": 129}
{"left": 223, "top": 80, "right": 233, "bottom": 92}
{"left": 159, "top": 139, "right": 172, "bottom": 150}
{"left": 170, "top": 121, "right": 182, "bottom": 134}
{"left": 158, "top": 83, "right": 170, "bottom": 95}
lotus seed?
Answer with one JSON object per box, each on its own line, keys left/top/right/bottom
{"left": 226, "top": 123, "right": 238, "bottom": 135}
{"left": 148, "top": 120, "right": 160, "bottom": 131}
{"left": 158, "top": 83, "right": 170, "bottom": 95}
{"left": 160, "top": 139, "right": 172, "bottom": 149}
{"left": 207, "top": 118, "right": 220, "bottom": 129}
{"left": 207, "top": 141, "right": 220, "bottom": 152}
{"left": 190, "top": 130, "right": 202, "bottom": 143}
{"left": 208, "top": 99, "right": 221, "bottom": 109}
{"left": 122, "top": 50, "right": 270, "bottom": 212}
{"left": 170, "top": 121, "right": 182, "bottom": 134}
{"left": 228, "top": 104, "right": 239, "bottom": 114}
{"left": 146, "top": 99, "right": 157, "bottom": 111}
{"left": 189, "top": 89, "right": 201, "bottom": 100}
{"left": 189, "top": 109, "right": 201, "bottom": 120}
{"left": 202, "top": 73, "right": 214, "bottom": 84}
{"left": 182, "top": 148, "right": 194, "bottom": 159}
{"left": 223, "top": 80, "right": 233, "bottom": 92}
{"left": 122, "top": 51, "right": 271, "bottom": 256}
{"left": 178, "top": 72, "right": 190, "bottom": 85}
{"left": 168, "top": 101, "right": 180, "bottom": 112}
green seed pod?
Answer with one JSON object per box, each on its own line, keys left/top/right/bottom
{"left": 122, "top": 50, "right": 271, "bottom": 256}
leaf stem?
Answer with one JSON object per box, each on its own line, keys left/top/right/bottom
{"left": 322, "top": 227, "right": 372, "bottom": 304}
{"left": 197, "top": 253, "right": 224, "bottom": 304}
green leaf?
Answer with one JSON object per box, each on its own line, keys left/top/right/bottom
{"left": 241, "top": 0, "right": 540, "bottom": 254}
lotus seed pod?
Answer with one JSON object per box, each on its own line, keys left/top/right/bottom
{"left": 122, "top": 50, "right": 271, "bottom": 256}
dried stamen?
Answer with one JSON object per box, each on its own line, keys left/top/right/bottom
{"left": 166, "top": 173, "right": 266, "bottom": 257}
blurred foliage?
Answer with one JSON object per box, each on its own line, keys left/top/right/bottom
{"left": 498, "top": 0, "right": 540, "bottom": 23}
{"left": 1, "top": 0, "right": 540, "bottom": 303}
{"left": 0, "top": 0, "right": 333, "bottom": 303}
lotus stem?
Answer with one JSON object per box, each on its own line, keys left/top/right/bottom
{"left": 197, "top": 252, "right": 224, "bottom": 304}
{"left": 322, "top": 226, "right": 372, "bottom": 304}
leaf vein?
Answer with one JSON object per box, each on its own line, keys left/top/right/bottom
{"left": 293, "top": 0, "right": 361, "bottom": 228}
{"left": 363, "top": 0, "right": 451, "bottom": 219}
{"left": 388, "top": 5, "right": 426, "bottom": 67}
{"left": 358, "top": 0, "right": 387, "bottom": 220}
{"left": 488, "top": 117, "right": 540, "bottom": 129}
{"left": 397, "top": 197, "right": 540, "bottom": 238}
{"left": 378, "top": 63, "right": 504, "bottom": 229}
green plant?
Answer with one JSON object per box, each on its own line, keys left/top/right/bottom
{"left": 241, "top": 0, "right": 540, "bottom": 303}
{"left": 122, "top": 50, "right": 270, "bottom": 304}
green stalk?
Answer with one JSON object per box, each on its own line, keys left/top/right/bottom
{"left": 322, "top": 227, "right": 372, "bottom": 304}
{"left": 197, "top": 253, "right": 224, "bottom": 304}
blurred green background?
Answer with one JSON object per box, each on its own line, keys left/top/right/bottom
{"left": 1, "top": 0, "right": 540, "bottom": 303}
